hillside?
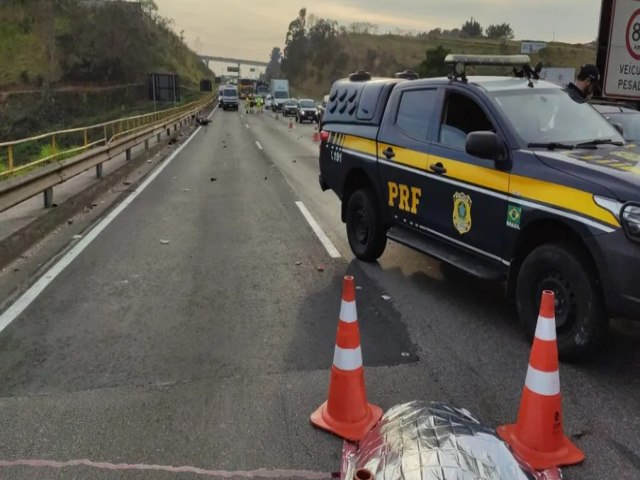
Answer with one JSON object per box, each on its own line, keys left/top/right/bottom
{"left": 290, "top": 33, "right": 596, "bottom": 98}
{"left": 0, "top": 0, "right": 213, "bottom": 140}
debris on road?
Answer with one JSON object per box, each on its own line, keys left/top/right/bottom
{"left": 264, "top": 176, "right": 268, "bottom": 181}
{"left": 160, "top": 240, "right": 170, "bottom": 245}
{"left": 292, "top": 160, "right": 297, "bottom": 163}
{"left": 381, "top": 295, "right": 391, "bottom": 301}
{"left": 182, "top": 188, "right": 190, "bottom": 192}
{"left": 295, "top": 261, "right": 302, "bottom": 266}
{"left": 123, "top": 180, "right": 132, "bottom": 186}
{"left": 210, "top": 177, "right": 217, "bottom": 182}
{"left": 317, "top": 265, "right": 325, "bottom": 272}
{"left": 401, "top": 352, "right": 410, "bottom": 357}
{"left": 356, "top": 286, "right": 362, "bottom": 290}
{"left": 72, "top": 235, "right": 83, "bottom": 239}
{"left": 146, "top": 159, "right": 153, "bottom": 163}
{"left": 67, "top": 219, "right": 73, "bottom": 225}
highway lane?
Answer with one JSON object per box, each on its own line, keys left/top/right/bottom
{"left": 0, "top": 106, "right": 420, "bottom": 479}
{"left": 0, "top": 106, "right": 637, "bottom": 479}
{"left": 247, "top": 110, "right": 640, "bottom": 479}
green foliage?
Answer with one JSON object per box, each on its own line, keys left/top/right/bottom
{"left": 265, "top": 47, "right": 282, "bottom": 81}
{"left": 461, "top": 17, "right": 483, "bottom": 38}
{"left": 417, "top": 45, "right": 452, "bottom": 78}
{"left": 486, "top": 23, "right": 514, "bottom": 40}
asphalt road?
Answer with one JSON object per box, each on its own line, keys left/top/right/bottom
{"left": 0, "top": 106, "right": 638, "bottom": 480}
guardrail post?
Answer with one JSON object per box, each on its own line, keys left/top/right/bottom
{"left": 126, "top": 148, "right": 132, "bottom": 161}
{"left": 83, "top": 129, "right": 88, "bottom": 147}
{"left": 7, "top": 145, "right": 13, "bottom": 171}
{"left": 96, "top": 163, "right": 103, "bottom": 178}
{"left": 44, "top": 187, "right": 53, "bottom": 208}
{"left": 104, "top": 125, "right": 108, "bottom": 145}
{"left": 174, "top": 123, "right": 177, "bottom": 132}
{"left": 52, "top": 135, "right": 56, "bottom": 150}
{"left": 157, "top": 133, "right": 161, "bottom": 143}
{"left": 167, "top": 128, "right": 170, "bottom": 137}
{"left": 145, "top": 139, "right": 149, "bottom": 150}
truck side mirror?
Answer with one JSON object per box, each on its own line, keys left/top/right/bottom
{"left": 466, "top": 131, "right": 507, "bottom": 163}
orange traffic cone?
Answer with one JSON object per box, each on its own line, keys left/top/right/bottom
{"left": 497, "top": 290, "right": 584, "bottom": 470}
{"left": 312, "top": 126, "right": 320, "bottom": 142}
{"left": 288, "top": 119, "right": 294, "bottom": 129}
{"left": 311, "top": 276, "right": 382, "bottom": 441}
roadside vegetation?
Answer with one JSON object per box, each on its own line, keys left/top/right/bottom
{"left": 0, "top": 0, "right": 213, "bottom": 141}
{"left": 272, "top": 9, "right": 596, "bottom": 98}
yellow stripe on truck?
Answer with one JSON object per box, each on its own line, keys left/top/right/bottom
{"left": 342, "top": 135, "right": 377, "bottom": 156}
{"left": 339, "top": 135, "right": 620, "bottom": 229}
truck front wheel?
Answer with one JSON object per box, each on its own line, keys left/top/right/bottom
{"left": 346, "top": 189, "right": 387, "bottom": 262}
{"left": 515, "top": 242, "right": 608, "bottom": 362}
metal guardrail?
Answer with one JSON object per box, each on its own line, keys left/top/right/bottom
{"left": 0, "top": 95, "right": 215, "bottom": 213}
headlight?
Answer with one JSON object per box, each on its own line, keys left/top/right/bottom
{"left": 622, "top": 203, "right": 640, "bottom": 242}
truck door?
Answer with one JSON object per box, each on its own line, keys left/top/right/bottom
{"left": 426, "top": 88, "right": 510, "bottom": 260}
{"left": 377, "top": 86, "right": 441, "bottom": 232}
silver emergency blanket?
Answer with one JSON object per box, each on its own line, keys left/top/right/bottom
{"left": 343, "top": 401, "right": 549, "bottom": 480}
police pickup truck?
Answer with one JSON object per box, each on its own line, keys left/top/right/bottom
{"left": 318, "top": 55, "right": 640, "bottom": 360}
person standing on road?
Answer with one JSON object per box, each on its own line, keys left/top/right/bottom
{"left": 566, "top": 64, "right": 600, "bottom": 101}
{"left": 256, "top": 96, "right": 264, "bottom": 115}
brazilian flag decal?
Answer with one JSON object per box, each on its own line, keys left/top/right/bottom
{"left": 507, "top": 204, "right": 522, "bottom": 230}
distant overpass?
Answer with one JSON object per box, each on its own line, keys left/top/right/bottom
{"left": 199, "top": 55, "right": 268, "bottom": 75}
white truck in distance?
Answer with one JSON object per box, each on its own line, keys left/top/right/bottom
{"left": 270, "top": 79, "right": 290, "bottom": 112}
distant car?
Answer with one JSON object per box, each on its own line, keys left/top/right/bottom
{"left": 592, "top": 101, "right": 640, "bottom": 141}
{"left": 220, "top": 86, "right": 239, "bottom": 111}
{"left": 296, "top": 99, "right": 318, "bottom": 123}
{"left": 317, "top": 94, "right": 330, "bottom": 124}
{"left": 265, "top": 95, "right": 273, "bottom": 110}
{"left": 283, "top": 99, "right": 298, "bottom": 117}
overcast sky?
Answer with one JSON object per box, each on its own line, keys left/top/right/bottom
{"left": 155, "top": 0, "right": 603, "bottom": 64}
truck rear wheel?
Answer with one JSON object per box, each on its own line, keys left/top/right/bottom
{"left": 346, "top": 189, "right": 387, "bottom": 262}
{"left": 515, "top": 242, "right": 608, "bottom": 362}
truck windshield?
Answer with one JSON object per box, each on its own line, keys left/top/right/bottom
{"left": 299, "top": 100, "right": 315, "bottom": 108}
{"left": 274, "top": 91, "right": 288, "bottom": 99}
{"left": 490, "top": 89, "right": 624, "bottom": 146}
{"left": 223, "top": 89, "right": 237, "bottom": 97}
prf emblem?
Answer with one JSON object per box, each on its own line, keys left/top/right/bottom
{"left": 453, "top": 192, "right": 472, "bottom": 234}
{"left": 388, "top": 181, "right": 421, "bottom": 214}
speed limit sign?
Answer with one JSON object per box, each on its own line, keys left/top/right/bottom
{"left": 625, "top": 8, "right": 640, "bottom": 60}
{"left": 604, "top": 0, "right": 640, "bottom": 98}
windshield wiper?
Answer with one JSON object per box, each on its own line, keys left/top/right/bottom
{"left": 527, "top": 142, "right": 575, "bottom": 150}
{"left": 575, "top": 139, "right": 624, "bottom": 148}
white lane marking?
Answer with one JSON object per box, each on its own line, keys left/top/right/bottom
{"left": 245, "top": 124, "right": 250, "bottom": 129}
{"left": 295, "top": 201, "right": 341, "bottom": 258}
{"left": 255, "top": 141, "right": 263, "bottom": 150}
{"left": 333, "top": 346, "right": 362, "bottom": 371}
{"left": 0, "top": 107, "right": 218, "bottom": 335}
{"left": 525, "top": 365, "right": 560, "bottom": 396}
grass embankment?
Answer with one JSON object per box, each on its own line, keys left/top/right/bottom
{"left": 295, "top": 33, "right": 596, "bottom": 98}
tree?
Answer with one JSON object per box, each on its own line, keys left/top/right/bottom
{"left": 265, "top": 47, "right": 282, "bottom": 81}
{"left": 417, "top": 45, "right": 451, "bottom": 78}
{"left": 348, "top": 22, "right": 379, "bottom": 35}
{"left": 486, "top": 23, "right": 514, "bottom": 40}
{"left": 461, "top": 17, "right": 483, "bottom": 37}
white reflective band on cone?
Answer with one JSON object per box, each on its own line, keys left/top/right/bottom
{"left": 339, "top": 300, "right": 358, "bottom": 323}
{"left": 534, "top": 315, "right": 556, "bottom": 341}
{"left": 525, "top": 365, "right": 560, "bottom": 396}
{"left": 333, "top": 346, "right": 363, "bottom": 371}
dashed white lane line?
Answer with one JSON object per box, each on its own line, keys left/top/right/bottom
{"left": 245, "top": 124, "right": 250, "bottom": 129}
{"left": 295, "top": 201, "right": 341, "bottom": 259}
{"left": 0, "top": 107, "right": 218, "bottom": 335}
{"left": 255, "top": 141, "right": 263, "bottom": 150}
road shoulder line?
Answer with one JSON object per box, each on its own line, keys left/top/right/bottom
{"left": 295, "top": 201, "right": 341, "bottom": 259}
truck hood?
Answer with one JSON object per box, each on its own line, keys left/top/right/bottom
{"left": 535, "top": 144, "right": 640, "bottom": 202}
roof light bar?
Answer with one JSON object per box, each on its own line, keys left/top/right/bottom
{"left": 444, "top": 54, "right": 531, "bottom": 67}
